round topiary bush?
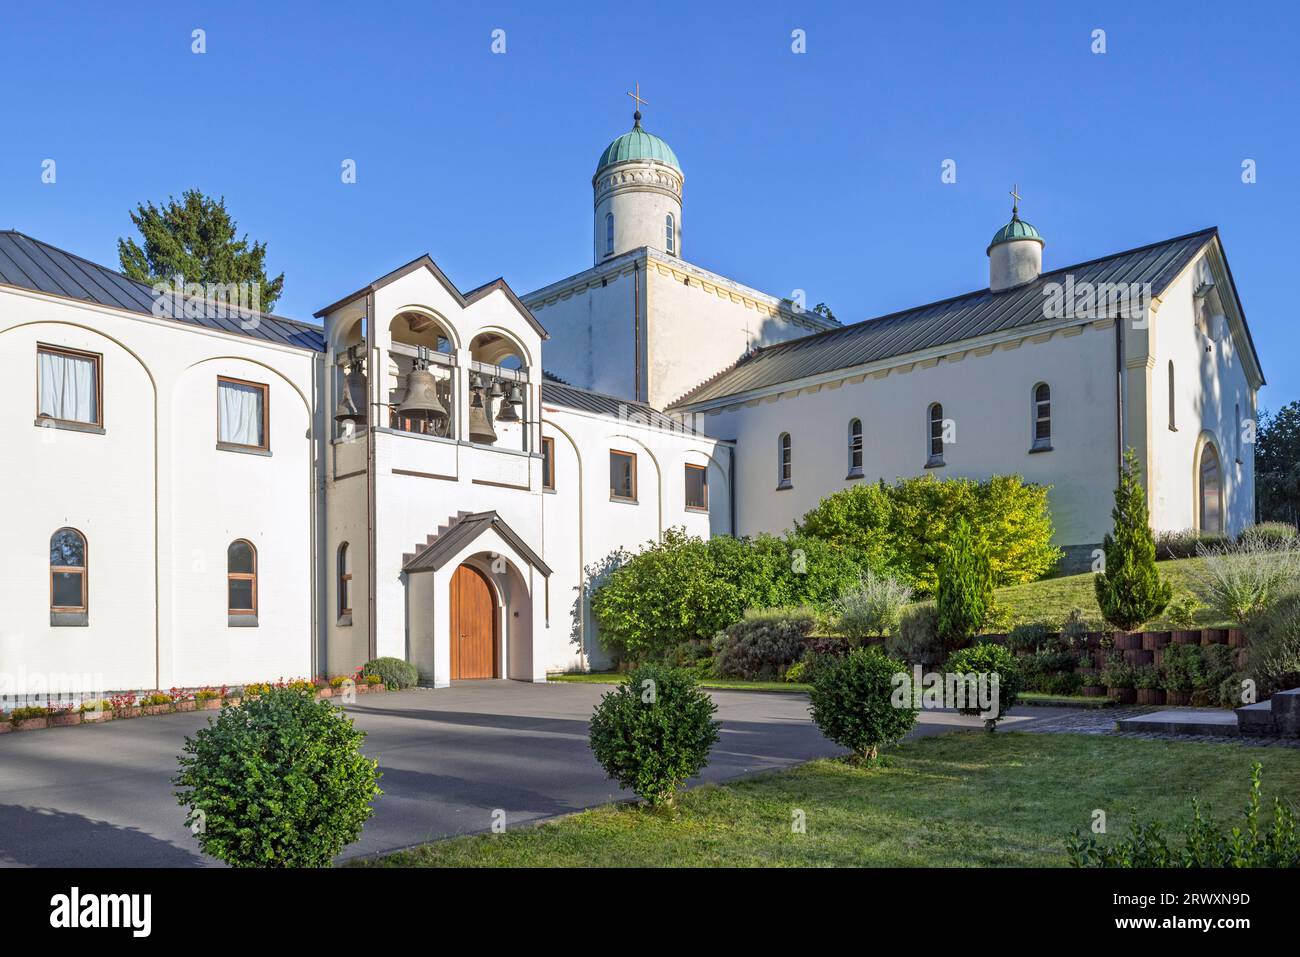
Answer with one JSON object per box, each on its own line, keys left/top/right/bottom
{"left": 362, "top": 656, "right": 419, "bottom": 689}
{"left": 945, "top": 642, "right": 1024, "bottom": 730}
{"left": 588, "top": 665, "right": 720, "bottom": 807}
{"left": 174, "top": 687, "right": 382, "bottom": 867}
{"left": 808, "top": 647, "right": 917, "bottom": 763}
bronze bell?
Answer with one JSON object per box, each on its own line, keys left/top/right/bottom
{"left": 496, "top": 384, "right": 522, "bottom": 423}
{"left": 335, "top": 364, "right": 368, "bottom": 424}
{"left": 397, "top": 366, "right": 448, "bottom": 421}
{"left": 468, "top": 385, "right": 497, "bottom": 444}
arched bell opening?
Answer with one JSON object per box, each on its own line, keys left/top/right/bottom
{"left": 467, "top": 332, "right": 528, "bottom": 450}
{"left": 389, "top": 311, "right": 456, "bottom": 438}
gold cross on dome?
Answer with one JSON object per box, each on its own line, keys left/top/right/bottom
{"left": 627, "top": 83, "right": 648, "bottom": 116}
{"left": 1010, "top": 183, "right": 1022, "bottom": 214}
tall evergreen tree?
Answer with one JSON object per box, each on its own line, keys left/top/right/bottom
{"left": 118, "top": 190, "right": 284, "bottom": 312}
{"left": 937, "top": 517, "right": 994, "bottom": 649}
{"left": 1094, "top": 447, "right": 1172, "bottom": 630}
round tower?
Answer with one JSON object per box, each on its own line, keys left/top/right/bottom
{"left": 593, "top": 109, "right": 683, "bottom": 264}
{"left": 987, "top": 195, "right": 1044, "bottom": 292}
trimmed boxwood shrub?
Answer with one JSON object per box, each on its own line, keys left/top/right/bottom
{"left": 363, "top": 656, "right": 419, "bottom": 689}
{"left": 945, "top": 643, "right": 1023, "bottom": 729}
{"left": 174, "top": 687, "right": 382, "bottom": 867}
{"left": 712, "top": 607, "right": 816, "bottom": 680}
{"left": 588, "top": 665, "right": 720, "bottom": 807}
{"left": 808, "top": 647, "right": 917, "bottom": 763}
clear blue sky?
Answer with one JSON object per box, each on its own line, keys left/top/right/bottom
{"left": 2, "top": 1, "right": 1296, "bottom": 407}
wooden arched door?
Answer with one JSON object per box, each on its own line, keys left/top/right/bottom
{"left": 450, "top": 564, "right": 497, "bottom": 680}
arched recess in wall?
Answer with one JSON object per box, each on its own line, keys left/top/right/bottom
{"left": 390, "top": 305, "right": 460, "bottom": 353}
{"left": 468, "top": 324, "right": 534, "bottom": 370}
{"left": 2, "top": 319, "right": 160, "bottom": 683}
{"left": 540, "top": 417, "right": 587, "bottom": 661}
{"left": 605, "top": 432, "right": 664, "bottom": 537}
{"left": 1192, "top": 430, "right": 1225, "bottom": 534}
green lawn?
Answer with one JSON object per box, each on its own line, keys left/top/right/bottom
{"left": 359, "top": 733, "right": 1299, "bottom": 867}
{"left": 548, "top": 672, "right": 811, "bottom": 693}
{"left": 994, "top": 555, "right": 1227, "bottom": 630}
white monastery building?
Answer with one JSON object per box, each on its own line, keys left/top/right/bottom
{"left": 0, "top": 106, "right": 1265, "bottom": 698}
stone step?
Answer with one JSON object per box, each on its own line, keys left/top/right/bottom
{"left": 1273, "top": 689, "right": 1300, "bottom": 736}
{"left": 1236, "top": 700, "right": 1275, "bottom": 737}
{"left": 1115, "top": 708, "right": 1239, "bottom": 736}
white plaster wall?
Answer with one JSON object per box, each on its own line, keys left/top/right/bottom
{"left": 540, "top": 404, "right": 730, "bottom": 673}
{"left": 698, "top": 321, "right": 1119, "bottom": 551}
{"left": 1148, "top": 254, "right": 1257, "bottom": 535}
{"left": 0, "top": 287, "right": 317, "bottom": 697}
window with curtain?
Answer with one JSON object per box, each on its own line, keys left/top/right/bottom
{"left": 666, "top": 213, "right": 676, "bottom": 255}
{"left": 610, "top": 450, "right": 637, "bottom": 501}
{"left": 685, "top": 464, "right": 707, "bottom": 510}
{"left": 605, "top": 213, "right": 614, "bottom": 255}
{"left": 218, "top": 377, "right": 268, "bottom": 450}
{"left": 848, "top": 418, "right": 863, "bottom": 476}
{"left": 50, "top": 528, "right": 87, "bottom": 614}
{"left": 928, "top": 403, "right": 945, "bottom": 464}
{"left": 778, "top": 432, "right": 792, "bottom": 488}
{"left": 228, "top": 540, "right": 257, "bottom": 618}
{"left": 1032, "top": 383, "right": 1052, "bottom": 450}
{"left": 38, "top": 346, "right": 100, "bottom": 426}
{"left": 337, "top": 542, "right": 352, "bottom": 619}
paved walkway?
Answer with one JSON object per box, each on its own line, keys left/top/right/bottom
{"left": 1015, "top": 703, "right": 1300, "bottom": 748}
{"left": 0, "top": 682, "right": 1015, "bottom": 868}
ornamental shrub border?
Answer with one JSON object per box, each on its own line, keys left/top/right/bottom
{"left": 0, "top": 668, "right": 390, "bottom": 734}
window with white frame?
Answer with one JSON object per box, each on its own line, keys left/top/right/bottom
{"left": 777, "top": 432, "right": 792, "bottom": 489}
{"left": 847, "top": 418, "right": 863, "bottom": 477}
{"left": 665, "top": 213, "right": 676, "bottom": 255}
{"left": 1031, "top": 383, "right": 1051, "bottom": 451}
{"left": 605, "top": 213, "right": 614, "bottom": 255}
{"left": 927, "top": 403, "right": 945, "bottom": 465}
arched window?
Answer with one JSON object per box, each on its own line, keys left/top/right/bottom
{"left": 927, "top": 403, "right": 945, "bottom": 465}
{"left": 1168, "top": 361, "right": 1176, "bottom": 431}
{"left": 1032, "top": 383, "right": 1051, "bottom": 451}
{"left": 605, "top": 213, "right": 614, "bottom": 255}
{"left": 227, "top": 540, "right": 257, "bottom": 622}
{"left": 1199, "top": 443, "right": 1222, "bottom": 533}
{"left": 778, "top": 432, "right": 792, "bottom": 489}
{"left": 665, "top": 213, "right": 676, "bottom": 255}
{"left": 337, "top": 542, "right": 352, "bottom": 621}
{"left": 50, "top": 528, "right": 87, "bottom": 619}
{"left": 847, "top": 418, "right": 863, "bottom": 477}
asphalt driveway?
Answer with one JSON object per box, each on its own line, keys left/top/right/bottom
{"left": 0, "top": 681, "right": 1047, "bottom": 867}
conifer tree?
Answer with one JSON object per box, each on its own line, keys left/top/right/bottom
{"left": 937, "top": 517, "right": 994, "bottom": 649}
{"left": 1095, "top": 448, "right": 1172, "bottom": 630}
{"left": 118, "top": 190, "right": 284, "bottom": 312}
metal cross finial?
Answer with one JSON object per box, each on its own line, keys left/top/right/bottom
{"left": 627, "top": 83, "right": 648, "bottom": 124}
{"left": 1010, "top": 183, "right": 1022, "bottom": 216}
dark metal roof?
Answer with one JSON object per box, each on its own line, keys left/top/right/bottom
{"left": 403, "top": 511, "right": 551, "bottom": 576}
{"left": 670, "top": 227, "right": 1226, "bottom": 408}
{"left": 541, "top": 375, "right": 671, "bottom": 422}
{"left": 0, "top": 230, "right": 325, "bottom": 351}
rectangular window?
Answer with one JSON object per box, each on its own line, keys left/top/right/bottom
{"left": 685, "top": 464, "right": 708, "bottom": 511}
{"left": 218, "top": 377, "right": 269, "bottom": 451}
{"left": 228, "top": 577, "right": 256, "bottom": 613}
{"left": 542, "top": 436, "right": 556, "bottom": 491}
{"left": 610, "top": 450, "right": 637, "bottom": 502}
{"left": 37, "top": 345, "right": 101, "bottom": 426}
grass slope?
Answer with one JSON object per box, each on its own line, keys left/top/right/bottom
{"left": 994, "top": 556, "right": 1224, "bottom": 631}
{"left": 361, "top": 733, "right": 1299, "bottom": 868}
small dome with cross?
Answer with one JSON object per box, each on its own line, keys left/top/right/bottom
{"left": 595, "top": 84, "right": 681, "bottom": 175}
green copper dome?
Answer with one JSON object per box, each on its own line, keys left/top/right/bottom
{"left": 596, "top": 114, "right": 681, "bottom": 174}
{"left": 987, "top": 212, "right": 1043, "bottom": 253}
